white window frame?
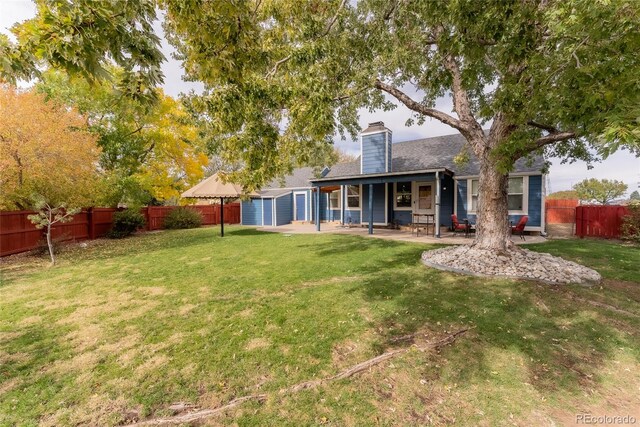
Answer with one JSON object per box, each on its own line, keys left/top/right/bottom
{"left": 345, "top": 185, "right": 361, "bottom": 210}
{"left": 467, "top": 175, "right": 528, "bottom": 215}
{"left": 393, "top": 181, "right": 413, "bottom": 211}
{"left": 329, "top": 189, "right": 341, "bottom": 210}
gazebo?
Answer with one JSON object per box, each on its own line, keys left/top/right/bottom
{"left": 181, "top": 173, "right": 244, "bottom": 237}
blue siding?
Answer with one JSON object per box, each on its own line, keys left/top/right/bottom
{"left": 362, "top": 133, "right": 387, "bottom": 174}
{"left": 393, "top": 210, "right": 412, "bottom": 225}
{"left": 362, "top": 183, "right": 387, "bottom": 224}
{"left": 386, "top": 133, "right": 392, "bottom": 172}
{"left": 295, "top": 193, "right": 306, "bottom": 221}
{"left": 344, "top": 210, "right": 361, "bottom": 224}
{"left": 525, "top": 175, "right": 542, "bottom": 227}
{"left": 455, "top": 175, "right": 543, "bottom": 228}
{"left": 440, "top": 175, "right": 455, "bottom": 227}
{"left": 241, "top": 199, "right": 263, "bottom": 225}
{"left": 263, "top": 198, "right": 273, "bottom": 226}
{"left": 275, "top": 193, "right": 293, "bottom": 225}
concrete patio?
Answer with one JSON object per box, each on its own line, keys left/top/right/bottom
{"left": 257, "top": 223, "right": 547, "bottom": 245}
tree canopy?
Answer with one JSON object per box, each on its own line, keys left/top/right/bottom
{"left": 573, "top": 178, "right": 628, "bottom": 205}
{"left": 0, "top": 85, "right": 101, "bottom": 210}
{"left": 37, "top": 71, "right": 208, "bottom": 206}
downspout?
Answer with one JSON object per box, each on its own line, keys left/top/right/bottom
{"left": 435, "top": 171, "right": 441, "bottom": 238}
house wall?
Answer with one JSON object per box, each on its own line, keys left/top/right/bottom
{"left": 440, "top": 175, "right": 455, "bottom": 227}
{"left": 241, "top": 198, "right": 263, "bottom": 225}
{"left": 362, "top": 183, "right": 387, "bottom": 224}
{"left": 455, "top": 174, "right": 543, "bottom": 229}
{"left": 361, "top": 132, "right": 388, "bottom": 174}
{"left": 275, "top": 193, "right": 293, "bottom": 226}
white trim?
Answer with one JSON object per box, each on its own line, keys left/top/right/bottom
{"left": 273, "top": 191, "right": 291, "bottom": 199}
{"left": 313, "top": 168, "right": 448, "bottom": 183}
{"left": 273, "top": 195, "right": 277, "bottom": 226}
{"left": 293, "top": 191, "right": 308, "bottom": 221}
{"left": 384, "top": 132, "right": 389, "bottom": 173}
{"left": 328, "top": 188, "right": 341, "bottom": 210}
{"left": 466, "top": 175, "right": 529, "bottom": 215}
{"left": 239, "top": 199, "right": 243, "bottom": 225}
{"left": 359, "top": 134, "right": 363, "bottom": 174}
{"left": 453, "top": 180, "right": 458, "bottom": 217}
{"left": 393, "top": 181, "right": 413, "bottom": 211}
{"left": 261, "top": 198, "right": 265, "bottom": 226}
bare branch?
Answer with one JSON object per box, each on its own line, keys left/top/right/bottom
{"left": 322, "top": 0, "right": 347, "bottom": 37}
{"left": 534, "top": 130, "right": 576, "bottom": 148}
{"left": 373, "top": 79, "right": 464, "bottom": 132}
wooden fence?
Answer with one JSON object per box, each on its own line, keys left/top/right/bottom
{"left": 545, "top": 199, "right": 579, "bottom": 224}
{"left": 0, "top": 204, "right": 240, "bottom": 257}
{"left": 575, "top": 205, "right": 629, "bottom": 238}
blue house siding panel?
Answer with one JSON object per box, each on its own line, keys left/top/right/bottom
{"left": 393, "top": 210, "right": 412, "bottom": 225}
{"left": 362, "top": 183, "right": 387, "bottom": 224}
{"left": 263, "top": 198, "right": 273, "bottom": 226}
{"left": 241, "top": 199, "right": 263, "bottom": 225}
{"left": 319, "top": 191, "right": 329, "bottom": 221}
{"left": 362, "top": 133, "right": 386, "bottom": 174}
{"left": 344, "top": 210, "right": 361, "bottom": 225}
{"left": 456, "top": 180, "right": 469, "bottom": 220}
{"left": 386, "top": 133, "right": 392, "bottom": 172}
{"left": 275, "top": 193, "right": 293, "bottom": 226}
{"left": 526, "top": 175, "right": 542, "bottom": 227}
{"left": 440, "top": 175, "right": 455, "bottom": 227}
{"left": 328, "top": 209, "right": 341, "bottom": 222}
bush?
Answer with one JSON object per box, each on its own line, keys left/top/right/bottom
{"left": 107, "top": 209, "right": 146, "bottom": 238}
{"left": 163, "top": 207, "right": 203, "bottom": 229}
{"left": 621, "top": 200, "right": 640, "bottom": 244}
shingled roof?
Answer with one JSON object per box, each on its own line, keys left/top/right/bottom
{"left": 260, "top": 133, "right": 544, "bottom": 192}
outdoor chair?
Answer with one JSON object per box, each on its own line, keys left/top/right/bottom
{"left": 451, "top": 214, "right": 469, "bottom": 237}
{"left": 511, "top": 216, "right": 528, "bottom": 240}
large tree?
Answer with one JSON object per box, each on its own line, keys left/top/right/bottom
{"left": 164, "top": 0, "right": 639, "bottom": 251}
{"left": 573, "top": 178, "right": 628, "bottom": 205}
{"left": 37, "top": 71, "right": 208, "bottom": 206}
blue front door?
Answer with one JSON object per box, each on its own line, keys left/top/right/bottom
{"left": 295, "top": 193, "right": 306, "bottom": 221}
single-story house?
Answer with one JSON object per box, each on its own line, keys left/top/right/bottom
{"left": 241, "top": 121, "right": 546, "bottom": 235}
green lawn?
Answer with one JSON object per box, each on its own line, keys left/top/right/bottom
{"left": 1, "top": 228, "right": 639, "bottom": 426}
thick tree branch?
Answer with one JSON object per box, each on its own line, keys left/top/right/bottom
{"left": 533, "top": 131, "right": 576, "bottom": 148}
{"left": 373, "top": 79, "right": 464, "bottom": 132}
{"left": 527, "top": 120, "right": 558, "bottom": 133}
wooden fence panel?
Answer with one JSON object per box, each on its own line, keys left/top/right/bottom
{"left": 1, "top": 203, "right": 241, "bottom": 257}
{"left": 545, "top": 199, "right": 579, "bottom": 224}
{"left": 575, "top": 205, "right": 629, "bottom": 238}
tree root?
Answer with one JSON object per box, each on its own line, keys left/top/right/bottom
{"left": 125, "top": 328, "right": 470, "bottom": 426}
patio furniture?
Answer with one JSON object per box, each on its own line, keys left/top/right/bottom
{"left": 451, "top": 214, "right": 470, "bottom": 237}
{"left": 511, "top": 216, "right": 529, "bottom": 240}
{"left": 411, "top": 213, "right": 435, "bottom": 237}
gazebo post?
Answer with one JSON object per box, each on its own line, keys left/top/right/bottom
{"left": 220, "top": 197, "right": 224, "bottom": 237}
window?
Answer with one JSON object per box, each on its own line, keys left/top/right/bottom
{"left": 329, "top": 189, "right": 340, "bottom": 209}
{"left": 347, "top": 185, "right": 360, "bottom": 209}
{"left": 468, "top": 176, "right": 526, "bottom": 212}
{"left": 508, "top": 177, "right": 524, "bottom": 211}
{"left": 470, "top": 179, "right": 479, "bottom": 211}
{"left": 395, "top": 182, "right": 412, "bottom": 209}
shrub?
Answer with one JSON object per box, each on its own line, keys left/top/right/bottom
{"left": 107, "top": 209, "right": 146, "bottom": 238}
{"left": 163, "top": 207, "right": 202, "bottom": 229}
{"left": 621, "top": 200, "right": 640, "bottom": 244}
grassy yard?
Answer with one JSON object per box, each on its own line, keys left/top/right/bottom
{"left": 1, "top": 228, "right": 639, "bottom": 426}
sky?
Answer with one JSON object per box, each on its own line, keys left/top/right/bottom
{"left": 2, "top": 0, "right": 638, "bottom": 196}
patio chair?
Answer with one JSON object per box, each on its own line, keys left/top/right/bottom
{"left": 511, "top": 216, "right": 528, "bottom": 240}
{"left": 451, "top": 214, "right": 468, "bottom": 237}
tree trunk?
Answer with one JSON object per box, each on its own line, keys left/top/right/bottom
{"left": 472, "top": 156, "right": 512, "bottom": 252}
{"left": 46, "top": 223, "right": 55, "bottom": 265}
